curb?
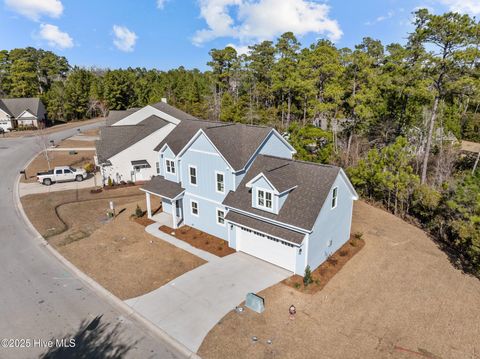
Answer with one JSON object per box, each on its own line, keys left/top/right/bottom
{"left": 14, "top": 152, "right": 201, "bottom": 359}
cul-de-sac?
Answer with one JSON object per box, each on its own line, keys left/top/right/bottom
{"left": 1, "top": 2, "right": 479, "bottom": 358}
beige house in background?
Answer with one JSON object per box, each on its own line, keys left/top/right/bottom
{"left": 0, "top": 98, "right": 46, "bottom": 131}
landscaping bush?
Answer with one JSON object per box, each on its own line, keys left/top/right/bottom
{"left": 303, "top": 265, "right": 313, "bottom": 286}
{"left": 83, "top": 162, "right": 95, "bottom": 173}
{"left": 135, "top": 204, "right": 143, "bottom": 218}
{"left": 354, "top": 231, "right": 363, "bottom": 240}
{"left": 107, "top": 177, "right": 113, "bottom": 187}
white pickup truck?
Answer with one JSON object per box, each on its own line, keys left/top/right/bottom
{"left": 37, "top": 166, "right": 88, "bottom": 186}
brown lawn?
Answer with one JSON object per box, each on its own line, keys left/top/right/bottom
{"left": 22, "top": 150, "right": 95, "bottom": 183}
{"left": 160, "top": 225, "right": 235, "bottom": 257}
{"left": 22, "top": 187, "right": 204, "bottom": 300}
{"left": 56, "top": 139, "right": 96, "bottom": 148}
{"left": 198, "top": 201, "right": 480, "bottom": 359}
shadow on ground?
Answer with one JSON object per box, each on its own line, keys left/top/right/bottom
{"left": 40, "top": 315, "right": 139, "bottom": 359}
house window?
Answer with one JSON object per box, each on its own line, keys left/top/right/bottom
{"left": 216, "top": 172, "right": 224, "bottom": 193}
{"left": 155, "top": 162, "right": 160, "bottom": 174}
{"left": 165, "top": 159, "right": 175, "bottom": 174}
{"left": 191, "top": 200, "right": 199, "bottom": 216}
{"left": 257, "top": 189, "right": 273, "bottom": 209}
{"left": 189, "top": 166, "right": 197, "bottom": 185}
{"left": 332, "top": 187, "right": 338, "bottom": 208}
{"left": 216, "top": 209, "right": 225, "bottom": 226}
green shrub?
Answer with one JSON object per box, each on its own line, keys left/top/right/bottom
{"left": 84, "top": 163, "right": 95, "bottom": 173}
{"left": 354, "top": 231, "right": 363, "bottom": 240}
{"left": 135, "top": 204, "right": 143, "bottom": 218}
{"left": 107, "top": 177, "right": 113, "bottom": 187}
{"left": 303, "top": 265, "right": 313, "bottom": 286}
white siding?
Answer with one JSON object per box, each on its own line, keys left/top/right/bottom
{"left": 112, "top": 106, "right": 181, "bottom": 126}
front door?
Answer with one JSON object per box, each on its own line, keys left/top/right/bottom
{"left": 134, "top": 166, "right": 143, "bottom": 181}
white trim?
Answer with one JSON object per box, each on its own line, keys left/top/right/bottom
{"left": 245, "top": 172, "right": 279, "bottom": 194}
{"left": 215, "top": 171, "right": 225, "bottom": 194}
{"left": 16, "top": 109, "right": 36, "bottom": 119}
{"left": 304, "top": 233, "right": 310, "bottom": 269}
{"left": 189, "top": 148, "right": 221, "bottom": 156}
{"left": 331, "top": 186, "right": 338, "bottom": 209}
{"left": 256, "top": 187, "right": 274, "bottom": 211}
{"left": 216, "top": 208, "right": 226, "bottom": 226}
{"left": 239, "top": 129, "right": 297, "bottom": 172}
{"left": 177, "top": 129, "right": 234, "bottom": 170}
{"left": 227, "top": 220, "right": 302, "bottom": 247}
{"left": 165, "top": 158, "right": 176, "bottom": 174}
{"left": 190, "top": 199, "right": 199, "bottom": 217}
{"left": 0, "top": 107, "right": 11, "bottom": 118}
{"left": 224, "top": 205, "right": 311, "bottom": 233}
{"left": 185, "top": 192, "right": 222, "bottom": 205}
{"left": 339, "top": 168, "right": 359, "bottom": 200}
{"left": 188, "top": 165, "right": 198, "bottom": 186}
{"left": 140, "top": 188, "right": 185, "bottom": 201}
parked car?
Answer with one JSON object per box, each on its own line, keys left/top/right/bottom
{"left": 37, "top": 166, "right": 87, "bottom": 185}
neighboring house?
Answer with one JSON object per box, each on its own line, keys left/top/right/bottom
{"left": 141, "top": 119, "right": 358, "bottom": 274}
{"left": 95, "top": 99, "right": 198, "bottom": 184}
{"left": 0, "top": 98, "right": 46, "bottom": 132}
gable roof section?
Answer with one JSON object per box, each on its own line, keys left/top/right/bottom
{"left": 96, "top": 115, "right": 169, "bottom": 163}
{"left": 141, "top": 175, "right": 185, "bottom": 200}
{"left": 151, "top": 101, "right": 199, "bottom": 121}
{"left": 106, "top": 108, "right": 140, "bottom": 126}
{"left": 0, "top": 98, "right": 44, "bottom": 118}
{"left": 155, "top": 119, "right": 272, "bottom": 171}
{"left": 0, "top": 101, "right": 13, "bottom": 116}
{"left": 223, "top": 154, "right": 342, "bottom": 231}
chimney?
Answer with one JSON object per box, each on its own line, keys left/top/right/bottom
{"left": 161, "top": 97, "right": 167, "bottom": 104}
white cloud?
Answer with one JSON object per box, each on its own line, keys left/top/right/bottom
{"left": 226, "top": 43, "right": 250, "bottom": 55}
{"left": 435, "top": 0, "right": 480, "bottom": 15}
{"left": 365, "top": 10, "right": 394, "bottom": 26}
{"left": 112, "top": 25, "right": 138, "bottom": 52}
{"left": 156, "top": 0, "right": 169, "bottom": 9}
{"left": 192, "top": 0, "right": 342, "bottom": 46}
{"left": 38, "top": 23, "right": 73, "bottom": 49}
{"left": 5, "top": 0, "right": 63, "bottom": 21}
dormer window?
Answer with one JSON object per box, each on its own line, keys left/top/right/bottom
{"left": 165, "top": 159, "right": 175, "bottom": 174}
{"left": 257, "top": 189, "right": 273, "bottom": 209}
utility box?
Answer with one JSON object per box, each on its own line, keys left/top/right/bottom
{"left": 245, "top": 293, "right": 265, "bottom": 313}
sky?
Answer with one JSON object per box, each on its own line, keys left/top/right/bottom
{"left": 0, "top": 0, "right": 478, "bottom": 71}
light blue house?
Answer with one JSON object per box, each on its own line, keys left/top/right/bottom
{"left": 141, "top": 119, "right": 358, "bottom": 274}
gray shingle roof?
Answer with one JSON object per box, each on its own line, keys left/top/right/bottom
{"left": 141, "top": 175, "right": 185, "bottom": 199}
{"left": 106, "top": 108, "right": 140, "bottom": 126}
{"left": 225, "top": 211, "right": 305, "bottom": 244}
{"left": 223, "top": 155, "right": 341, "bottom": 231}
{"left": 0, "top": 98, "right": 45, "bottom": 118}
{"left": 154, "top": 119, "right": 273, "bottom": 171}
{"left": 151, "top": 101, "right": 199, "bottom": 121}
{"left": 96, "top": 115, "right": 169, "bottom": 163}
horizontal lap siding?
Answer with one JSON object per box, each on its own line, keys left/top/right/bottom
{"left": 307, "top": 174, "right": 354, "bottom": 271}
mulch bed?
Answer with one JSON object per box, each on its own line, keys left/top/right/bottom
{"left": 159, "top": 225, "right": 235, "bottom": 257}
{"left": 133, "top": 215, "right": 156, "bottom": 227}
{"left": 283, "top": 235, "right": 366, "bottom": 294}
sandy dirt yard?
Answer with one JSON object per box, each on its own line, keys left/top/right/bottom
{"left": 21, "top": 150, "right": 95, "bottom": 183}
{"left": 21, "top": 187, "right": 205, "bottom": 300}
{"left": 198, "top": 201, "right": 480, "bottom": 359}
{"left": 56, "top": 139, "right": 96, "bottom": 148}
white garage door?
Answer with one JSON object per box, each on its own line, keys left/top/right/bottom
{"left": 236, "top": 226, "right": 297, "bottom": 272}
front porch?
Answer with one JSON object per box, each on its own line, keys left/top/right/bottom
{"left": 141, "top": 175, "right": 185, "bottom": 229}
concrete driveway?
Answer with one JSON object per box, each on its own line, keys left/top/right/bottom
{"left": 19, "top": 172, "right": 101, "bottom": 197}
{"left": 126, "top": 252, "right": 291, "bottom": 352}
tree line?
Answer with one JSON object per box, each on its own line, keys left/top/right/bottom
{"left": 0, "top": 9, "right": 479, "bottom": 274}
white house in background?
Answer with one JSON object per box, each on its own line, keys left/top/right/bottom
{"left": 95, "top": 99, "right": 198, "bottom": 185}
{"left": 0, "top": 98, "right": 46, "bottom": 132}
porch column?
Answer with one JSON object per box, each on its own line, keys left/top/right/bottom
{"left": 171, "top": 199, "right": 177, "bottom": 229}
{"left": 146, "top": 192, "right": 152, "bottom": 219}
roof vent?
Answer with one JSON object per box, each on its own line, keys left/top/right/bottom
{"left": 161, "top": 98, "right": 168, "bottom": 103}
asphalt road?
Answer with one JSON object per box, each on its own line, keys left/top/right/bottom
{"left": 0, "top": 122, "right": 185, "bottom": 359}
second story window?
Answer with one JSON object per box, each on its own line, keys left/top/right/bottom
{"left": 156, "top": 162, "right": 160, "bottom": 175}
{"left": 189, "top": 166, "right": 197, "bottom": 185}
{"left": 165, "top": 159, "right": 175, "bottom": 174}
{"left": 257, "top": 189, "right": 273, "bottom": 209}
{"left": 332, "top": 187, "right": 338, "bottom": 208}
{"left": 216, "top": 172, "right": 224, "bottom": 193}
